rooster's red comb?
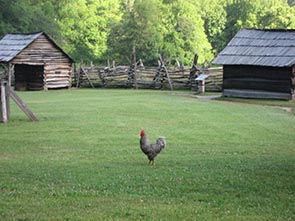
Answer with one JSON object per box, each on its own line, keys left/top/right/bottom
{"left": 140, "top": 130, "right": 145, "bottom": 137}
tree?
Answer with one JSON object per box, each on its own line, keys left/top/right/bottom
{"left": 200, "top": 0, "right": 227, "bottom": 55}
{"left": 0, "top": 0, "right": 60, "bottom": 38}
{"left": 1, "top": 0, "right": 295, "bottom": 65}
{"left": 256, "top": 1, "right": 295, "bottom": 29}
{"left": 56, "top": 0, "right": 121, "bottom": 63}
{"left": 219, "top": 0, "right": 295, "bottom": 53}
{"left": 161, "top": 0, "right": 213, "bottom": 65}
{"left": 107, "top": 0, "right": 163, "bottom": 65}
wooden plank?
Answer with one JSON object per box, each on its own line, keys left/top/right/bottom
{"left": 46, "top": 77, "right": 70, "bottom": 82}
{"left": 47, "top": 84, "right": 70, "bottom": 88}
{"left": 159, "top": 55, "right": 173, "bottom": 90}
{"left": 0, "top": 81, "right": 8, "bottom": 123}
{"left": 12, "top": 34, "right": 72, "bottom": 64}
{"left": 6, "top": 64, "right": 12, "bottom": 118}
{"left": 223, "top": 78, "right": 291, "bottom": 93}
{"left": 224, "top": 65, "right": 291, "bottom": 80}
{"left": 81, "top": 67, "right": 95, "bottom": 88}
{"left": 9, "top": 89, "right": 38, "bottom": 121}
{"left": 223, "top": 89, "right": 292, "bottom": 100}
{"left": 75, "top": 64, "right": 222, "bottom": 91}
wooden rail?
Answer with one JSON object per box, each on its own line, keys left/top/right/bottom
{"left": 1, "top": 79, "right": 38, "bottom": 123}
{"left": 10, "top": 89, "right": 38, "bottom": 121}
{"left": 74, "top": 64, "right": 223, "bottom": 91}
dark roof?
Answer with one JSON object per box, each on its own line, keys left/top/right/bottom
{"left": 0, "top": 32, "right": 74, "bottom": 63}
{"left": 212, "top": 29, "right": 295, "bottom": 67}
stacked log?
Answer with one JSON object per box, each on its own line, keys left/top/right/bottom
{"left": 169, "top": 69, "right": 191, "bottom": 90}
{"left": 223, "top": 65, "right": 293, "bottom": 100}
{"left": 135, "top": 67, "right": 157, "bottom": 89}
{"left": 223, "top": 65, "right": 292, "bottom": 93}
{"left": 76, "top": 66, "right": 101, "bottom": 87}
{"left": 103, "top": 66, "right": 130, "bottom": 88}
{"left": 11, "top": 34, "right": 73, "bottom": 90}
{"left": 75, "top": 64, "right": 223, "bottom": 91}
{"left": 203, "top": 67, "right": 223, "bottom": 92}
{"left": 44, "top": 63, "right": 72, "bottom": 89}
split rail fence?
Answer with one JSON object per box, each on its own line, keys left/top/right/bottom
{"left": 74, "top": 62, "right": 223, "bottom": 92}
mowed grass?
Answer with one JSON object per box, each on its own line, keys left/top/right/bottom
{"left": 0, "top": 89, "right": 294, "bottom": 220}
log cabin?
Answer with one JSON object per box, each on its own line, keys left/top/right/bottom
{"left": 213, "top": 29, "right": 295, "bottom": 100}
{"left": 0, "top": 32, "right": 74, "bottom": 90}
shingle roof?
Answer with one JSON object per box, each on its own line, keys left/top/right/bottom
{"left": 212, "top": 29, "right": 295, "bottom": 67}
{"left": 0, "top": 32, "right": 73, "bottom": 63}
{"left": 0, "top": 32, "right": 42, "bottom": 62}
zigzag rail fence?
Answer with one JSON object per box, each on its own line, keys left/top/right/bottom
{"left": 74, "top": 61, "right": 223, "bottom": 92}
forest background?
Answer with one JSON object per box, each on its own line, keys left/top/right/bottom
{"left": 1, "top": 0, "right": 295, "bottom": 66}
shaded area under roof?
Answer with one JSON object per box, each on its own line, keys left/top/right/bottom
{"left": 212, "top": 29, "right": 295, "bottom": 67}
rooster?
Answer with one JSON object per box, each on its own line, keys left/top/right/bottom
{"left": 139, "top": 130, "right": 166, "bottom": 165}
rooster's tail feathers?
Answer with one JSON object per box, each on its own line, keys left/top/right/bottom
{"left": 157, "top": 137, "right": 166, "bottom": 148}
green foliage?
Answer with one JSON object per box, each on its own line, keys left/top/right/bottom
{"left": 0, "top": 0, "right": 295, "bottom": 64}
{"left": 200, "top": 0, "right": 227, "bottom": 55}
{"left": 0, "top": 89, "right": 294, "bottom": 220}
{"left": 220, "top": 0, "right": 295, "bottom": 50}
{"left": 161, "top": 0, "right": 214, "bottom": 64}
{"left": 256, "top": 1, "right": 295, "bottom": 29}
{"left": 108, "top": 0, "right": 215, "bottom": 65}
{"left": 107, "top": 0, "right": 163, "bottom": 64}
{"left": 0, "top": 0, "right": 60, "bottom": 38}
{"left": 234, "top": 0, "right": 295, "bottom": 29}
{"left": 56, "top": 0, "right": 121, "bottom": 63}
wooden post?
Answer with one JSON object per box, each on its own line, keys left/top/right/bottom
{"left": 1, "top": 64, "right": 39, "bottom": 122}
{"left": 5, "top": 80, "right": 9, "bottom": 120}
{"left": 0, "top": 80, "right": 8, "bottom": 123}
{"left": 81, "top": 66, "right": 94, "bottom": 88}
{"left": 43, "top": 64, "right": 48, "bottom": 91}
{"left": 8, "top": 64, "right": 13, "bottom": 89}
{"left": 132, "top": 45, "right": 138, "bottom": 89}
{"left": 195, "top": 74, "right": 209, "bottom": 93}
{"left": 7, "top": 64, "right": 13, "bottom": 118}
{"left": 190, "top": 54, "right": 200, "bottom": 90}
{"left": 163, "top": 65, "right": 173, "bottom": 91}
{"left": 159, "top": 55, "right": 173, "bottom": 90}
{"left": 199, "top": 80, "right": 205, "bottom": 93}
{"left": 10, "top": 89, "right": 38, "bottom": 121}
{"left": 75, "top": 64, "right": 80, "bottom": 88}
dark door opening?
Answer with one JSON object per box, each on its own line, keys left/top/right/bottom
{"left": 14, "top": 64, "right": 44, "bottom": 91}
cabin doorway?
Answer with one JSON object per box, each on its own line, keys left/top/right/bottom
{"left": 14, "top": 64, "right": 44, "bottom": 91}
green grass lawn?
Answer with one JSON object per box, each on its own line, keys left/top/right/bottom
{"left": 0, "top": 89, "right": 294, "bottom": 220}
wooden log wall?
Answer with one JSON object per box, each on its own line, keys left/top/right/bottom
{"left": 75, "top": 64, "right": 223, "bottom": 91}
{"left": 223, "top": 65, "right": 292, "bottom": 93}
{"left": 202, "top": 67, "right": 223, "bottom": 92}
{"left": 223, "top": 65, "right": 294, "bottom": 100}
{"left": 11, "top": 34, "right": 72, "bottom": 90}
{"left": 44, "top": 63, "right": 72, "bottom": 89}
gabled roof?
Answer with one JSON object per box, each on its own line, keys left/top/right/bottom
{"left": 0, "top": 32, "right": 74, "bottom": 63}
{"left": 212, "top": 29, "right": 295, "bottom": 67}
